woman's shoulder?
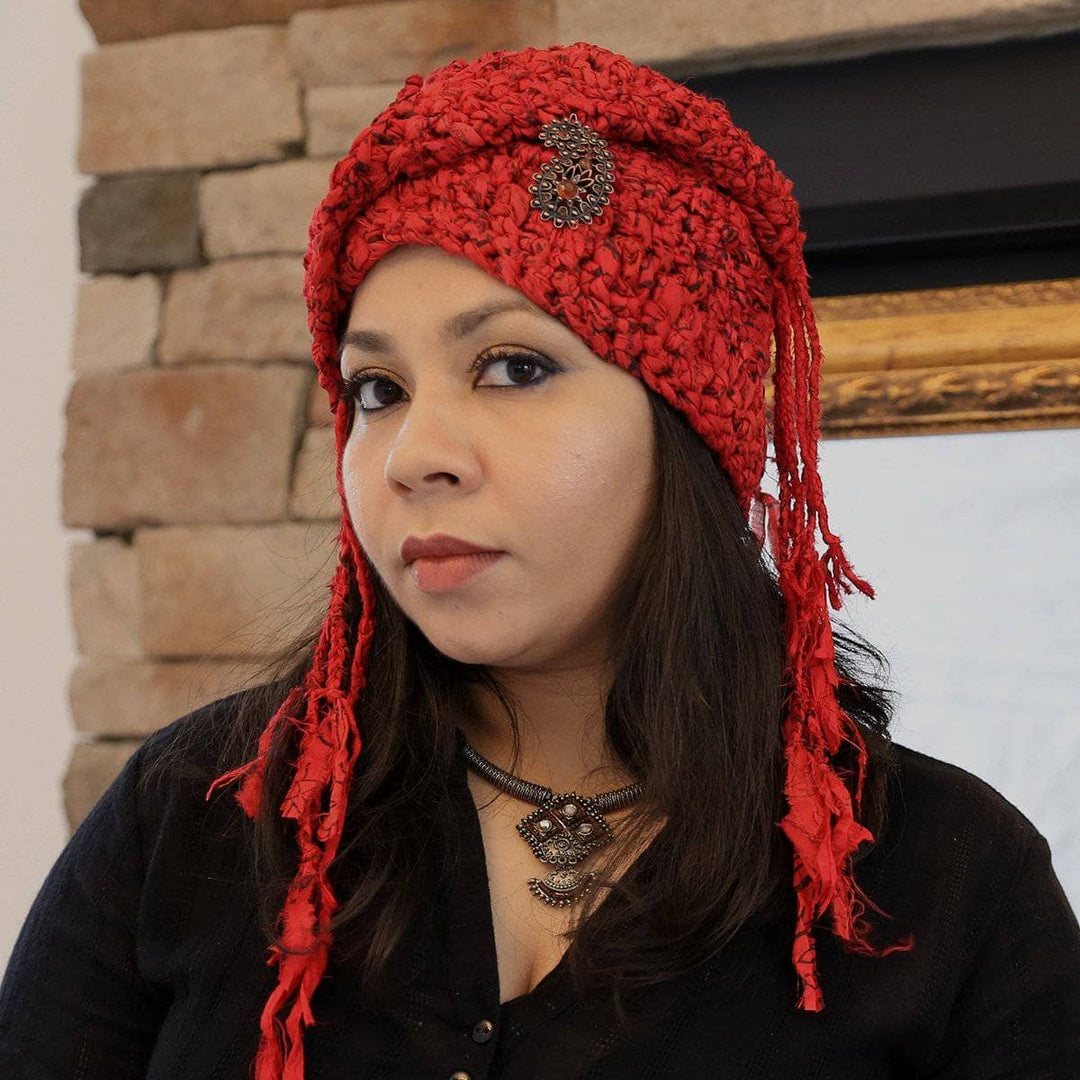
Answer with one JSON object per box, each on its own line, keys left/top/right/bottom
{"left": 883, "top": 737, "right": 1043, "bottom": 845}
{"left": 0, "top": 684, "right": 281, "bottom": 1066}
{"left": 860, "top": 739, "right": 1080, "bottom": 1074}
{"left": 108, "top": 679, "right": 287, "bottom": 860}
{"left": 98, "top": 682, "right": 282, "bottom": 931}
{"left": 862, "top": 737, "right": 1056, "bottom": 930}
{"left": 135, "top": 678, "right": 291, "bottom": 790}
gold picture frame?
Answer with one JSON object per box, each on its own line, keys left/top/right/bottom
{"left": 772, "top": 277, "right": 1080, "bottom": 439}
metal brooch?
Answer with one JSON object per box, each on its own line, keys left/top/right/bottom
{"left": 528, "top": 112, "right": 615, "bottom": 228}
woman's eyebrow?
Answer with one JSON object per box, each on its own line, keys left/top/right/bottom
{"left": 340, "top": 298, "right": 543, "bottom": 356}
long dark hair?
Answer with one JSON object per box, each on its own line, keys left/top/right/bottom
{"left": 142, "top": 387, "right": 900, "bottom": 1023}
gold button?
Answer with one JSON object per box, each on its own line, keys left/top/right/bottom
{"left": 449, "top": 1073, "right": 471, "bottom": 1080}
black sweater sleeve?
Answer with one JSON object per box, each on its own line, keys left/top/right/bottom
{"left": 0, "top": 737, "right": 169, "bottom": 1078}
{"left": 920, "top": 826, "right": 1080, "bottom": 1078}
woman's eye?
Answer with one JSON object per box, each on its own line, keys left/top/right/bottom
{"left": 341, "top": 349, "right": 559, "bottom": 414}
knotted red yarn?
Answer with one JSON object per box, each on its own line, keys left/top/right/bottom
{"left": 205, "top": 40, "right": 915, "bottom": 1079}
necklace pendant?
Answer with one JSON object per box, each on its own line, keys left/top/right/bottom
{"left": 516, "top": 792, "right": 612, "bottom": 864}
{"left": 528, "top": 867, "right": 596, "bottom": 908}
{"left": 517, "top": 792, "right": 612, "bottom": 907}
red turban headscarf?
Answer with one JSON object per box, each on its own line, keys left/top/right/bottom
{"left": 206, "top": 40, "right": 915, "bottom": 1080}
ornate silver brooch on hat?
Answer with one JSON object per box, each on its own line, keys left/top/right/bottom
{"left": 529, "top": 112, "right": 615, "bottom": 228}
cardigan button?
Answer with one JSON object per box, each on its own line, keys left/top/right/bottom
{"left": 449, "top": 1073, "right": 472, "bottom": 1080}
{"left": 472, "top": 1018, "right": 495, "bottom": 1043}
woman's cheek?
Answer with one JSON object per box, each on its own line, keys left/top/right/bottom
{"left": 341, "top": 450, "right": 380, "bottom": 553}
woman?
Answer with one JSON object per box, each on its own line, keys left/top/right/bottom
{"left": 1, "top": 40, "right": 1078, "bottom": 1080}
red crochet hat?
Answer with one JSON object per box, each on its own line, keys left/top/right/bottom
{"left": 207, "top": 40, "right": 914, "bottom": 1079}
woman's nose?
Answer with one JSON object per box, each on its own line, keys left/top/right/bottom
{"left": 382, "top": 392, "right": 482, "bottom": 494}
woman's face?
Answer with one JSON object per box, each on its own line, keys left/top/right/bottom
{"left": 338, "top": 244, "right": 656, "bottom": 673}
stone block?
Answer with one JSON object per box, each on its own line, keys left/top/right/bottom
{"left": 72, "top": 273, "right": 161, "bottom": 375}
{"left": 70, "top": 657, "right": 268, "bottom": 737}
{"left": 289, "top": 426, "right": 338, "bottom": 520}
{"left": 69, "top": 538, "right": 140, "bottom": 658}
{"left": 79, "top": 0, "right": 366, "bottom": 45}
{"left": 63, "top": 364, "right": 309, "bottom": 529}
{"left": 64, "top": 739, "right": 143, "bottom": 833}
{"left": 79, "top": 173, "right": 200, "bottom": 274}
{"left": 79, "top": 26, "right": 302, "bottom": 175}
{"left": 305, "top": 84, "right": 400, "bottom": 156}
{"left": 200, "top": 158, "right": 337, "bottom": 259}
{"left": 160, "top": 257, "right": 311, "bottom": 364}
{"left": 288, "top": 0, "right": 554, "bottom": 87}
{"left": 136, "top": 522, "right": 338, "bottom": 657}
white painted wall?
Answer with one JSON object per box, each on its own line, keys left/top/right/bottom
{"left": 0, "top": 0, "right": 94, "bottom": 970}
{"left": 0, "top": 2, "right": 1075, "bottom": 977}
{"left": 819, "top": 427, "right": 1080, "bottom": 907}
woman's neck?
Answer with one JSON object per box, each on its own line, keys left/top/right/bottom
{"left": 460, "top": 665, "right": 635, "bottom": 797}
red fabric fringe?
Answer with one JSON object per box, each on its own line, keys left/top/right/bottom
{"left": 204, "top": 402, "right": 378, "bottom": 1076}
{"left": 765, "top": 260, "right": 915, "bottom": 1011}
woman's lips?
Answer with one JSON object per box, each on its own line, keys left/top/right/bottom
{"left": 409, "top": 551, "right": 504, "bottom": 593}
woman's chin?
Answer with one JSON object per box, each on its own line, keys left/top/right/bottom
{"left": 423, "top": 628, "right": 525, "bottom": 668}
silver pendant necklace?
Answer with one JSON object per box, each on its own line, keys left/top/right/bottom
{"left": 459, "top": 733, "right": 644, "bottom": 908}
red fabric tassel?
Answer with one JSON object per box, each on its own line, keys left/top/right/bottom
{"left": 205, "top": 511, "right": 376, "bottom": 1077}
{"left": 768, "top": 262, "right": 915, "bottom": 1011}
